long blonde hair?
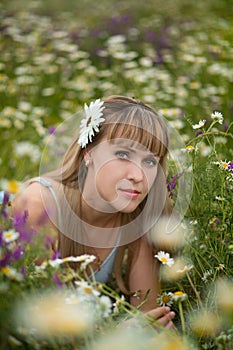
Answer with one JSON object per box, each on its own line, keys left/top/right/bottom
{"left": 46, "top": 95, "right": 171, "bottom": 293}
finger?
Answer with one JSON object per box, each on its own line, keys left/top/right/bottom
{"left": 146, "top": 306, "right": 171, "bottom": 319}
{"left": 156, "top": 311, "right": 175, "bottom": 326}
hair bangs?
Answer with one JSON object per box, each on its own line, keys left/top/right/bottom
{"left": 104, "top": 120, "right": 168, "bottom": 158}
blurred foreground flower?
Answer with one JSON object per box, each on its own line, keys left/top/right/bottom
{"left": 35, "top": 254, "right": 96, "bottom": 271}
{"left": 151, "top": 216, "right": 188, "bottom": 250}
{"left": 86, "top": 327, "right": 148, "bottom": 350}
{"left": 0, "top": 179, "right": 21, "bottom": 194}
{"left": 148, "top": 332, "right": 195, "bottom": 350}
{"left": 15, "top": 291, "right": 96, "bottom": 339}
{"left": 2, "top": 229, "right": 19, "bottom": 243}
{"left": 190, "top": 310, "right": 221, "bottom": 337}
{"left": 160, "top": 258, "right": 193, "bottom": 281}
{"left": 1, "top": 265, "right": 23, "bottom": 281}
{"left": 215, "top": 278, "right": 233, "bottom": 311}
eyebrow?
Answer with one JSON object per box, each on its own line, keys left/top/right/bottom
{"left": 111, "top": 141, "right": 158, "bottom": 157}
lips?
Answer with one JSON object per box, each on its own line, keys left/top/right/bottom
{"left": 118, "top": 188, "right": 141, "bottom": 199}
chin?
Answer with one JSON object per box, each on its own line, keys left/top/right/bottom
{"left": 118, "top": 203, "right": 140, "bottom": 214}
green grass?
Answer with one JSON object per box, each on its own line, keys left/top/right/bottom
{"left": 0, "top": 1, "right": 232, "bottom": 349}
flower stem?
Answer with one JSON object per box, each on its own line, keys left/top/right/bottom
{"left": 178, "top": 301, "right": 186, "bottom": 333}
{"left": 186, "top": 271, "right": 203, "bottom": 307}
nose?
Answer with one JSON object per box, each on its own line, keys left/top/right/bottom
{"left": 126, "top": 162, "right": 144, "bottom": 182}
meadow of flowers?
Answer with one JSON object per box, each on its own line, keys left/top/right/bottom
{"left": 0, "top": 0, "right": 232, "bottom": 349}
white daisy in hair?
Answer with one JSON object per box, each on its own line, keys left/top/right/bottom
{"left": 78, "top": 99, "right": 105, "bottom": 148}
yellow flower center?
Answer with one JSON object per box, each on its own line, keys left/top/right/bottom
{"left": 221, "top": 163, "right": 228, "bottom": 169}
{"left": 2, "top": 267, "right": 10, "bottom": 275}
{"left": 162, "top": 295, "right": 171, "bottom": 303}
{"left": 84, "top": 286, "right": 93, "bottom": 294}
{"left": 186, "top": 145, "right": 194, "bottom": 150}
{"left": 174, "top": 291, "right": 183, "bottom": 296}
{"left": 161, "top": 257, "right": 168, "bottom": 263}
{"left": 7, "top": 181, "right": 20, "bottom": 194}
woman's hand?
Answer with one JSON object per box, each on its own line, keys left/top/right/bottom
{"left": 146, "top": 306, "right": 176, "bottom": 330}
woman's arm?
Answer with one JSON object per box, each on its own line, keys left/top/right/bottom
{"left": 128, "top": 235, "right": 175, "bottom": 329}
{"left": 128, "top": 235, "right": 159, "bottom": 311}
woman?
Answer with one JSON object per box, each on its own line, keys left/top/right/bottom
{"left": 12, "top": 96, "right": 175, "bottom": 328}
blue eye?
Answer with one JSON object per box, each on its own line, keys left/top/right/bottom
{"left": 143, "top": 158, "right": 157, "bottom": 167}
{"left": 116, "top": 151, "right": 129, "bottom": 159}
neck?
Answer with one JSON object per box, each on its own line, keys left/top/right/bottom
{"left": 81, "top": 197, "right": 121, "bottom": 228}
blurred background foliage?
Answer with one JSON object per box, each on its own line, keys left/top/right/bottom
{"left": 0, "top": 0, "right": 232, "bottom": 180}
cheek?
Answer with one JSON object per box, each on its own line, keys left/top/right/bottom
{"left": 145, "top": 169, "right": 158, "bottom": 190}
{"left": 95, "top": 163, "right": 118, "bottom": 192}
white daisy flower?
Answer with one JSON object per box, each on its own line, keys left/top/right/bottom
{"left": 78, "top": 99, "right": 105, "bottom": 148}
{"left": 218, "top": 160, "right": 230, "bottom": 170}
{"left": 75, "top": 280, "right": 100, "bottom": 297}
{"left": 211, "top": 111, "right": 223, "bottom": 124}
{"left": 158, "top": 292, "right": 174, "bottom": 307}
{"left": 99, "top": 295, "right": 112, "bottom": 317}
{"left": 192, "top": 119, "right": 206, "bottom": 129}
{"left": 202, "top": 269, "right": 213, "bottom": 283}
{"left": 1, "top": 266, "right": 23, "bottom": 282}
{"left": 47, "top": 254, "right": 96, "bottom": 269}
{"left": 215, "top": 195, "right": 225, "bottom": 201}
{"left": 184, "top": 145, "right": 198, "bottom": 153}
{"left": 48, "top": 258, "right": 63, "bottom": 268}
{"left": 113, "top": 295, "right": 125, "bottom": 314}
{"left": 62, "top": 254, "right": 96, "bottom": 264}
{"left": 3, "top": 229, "right": 19, "bottom": 243}
{"left": 176, "top": 264, "right": 194, "bottom": 274}
{"left": 154, "top": 251, "right": 174, "bottom": 267}
{"left": 172, "top": 291, "right": 188, "bottom": 302}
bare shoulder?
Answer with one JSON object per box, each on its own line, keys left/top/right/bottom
{"left": 11, "top": 181, "right": 56, "bottom": 227}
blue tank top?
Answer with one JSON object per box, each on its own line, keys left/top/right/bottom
{"left": 29, "top": 177, "right": 119, "bottom": 284}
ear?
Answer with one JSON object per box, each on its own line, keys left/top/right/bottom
{"left": 83, "top": 149, "right": 92, "bottom": 162}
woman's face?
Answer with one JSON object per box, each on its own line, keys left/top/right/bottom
{"left": 83, "top": 138, "right": 160, "bottom": 214}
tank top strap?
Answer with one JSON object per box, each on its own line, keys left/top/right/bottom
{"left": 93, "top": 229, "right": 121, "bottom": 284}
{"left": 29, "top": 177, "right": 62, "bottom": 229}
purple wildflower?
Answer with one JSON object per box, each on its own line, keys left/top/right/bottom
{"left": 48, "top": 126, "right": 56, "bottom": 135}
{"left": 12, "top": 246, "right": 24, "bottom": 260}
{"left": 13, "top": 210, "right": 38, "bottom": 243}
{"left": 167, "top": 173, "right": 183, "bottom": 198}
{"left": 53, "top": 274, "right": 63, "bottom": 288}
{"left": 0, "top": 191, "right": 10, "bottom": 219}
{"left": 51, "top": 248, "right": 62, "bottom": 260}
{"left": 195, "top": 130, "right": 204, "bottom": 137}
{"left": 20, "top": 266, "right": 26, "bottom": 276}
{"left": 228, "top": 162, "right": 233, "bottom": 172}
{"left": 0, "top": 251, "right": 12, "bottom": 268}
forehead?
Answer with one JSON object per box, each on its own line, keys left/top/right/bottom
{"left": 92, "top": 139, "right": 159, "bottom": 161}
{"left": 110, "top": 138, "right": 152, "bottom": 152}
{"left": 104, "top": 123, "right": 167, "bottom": 157}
